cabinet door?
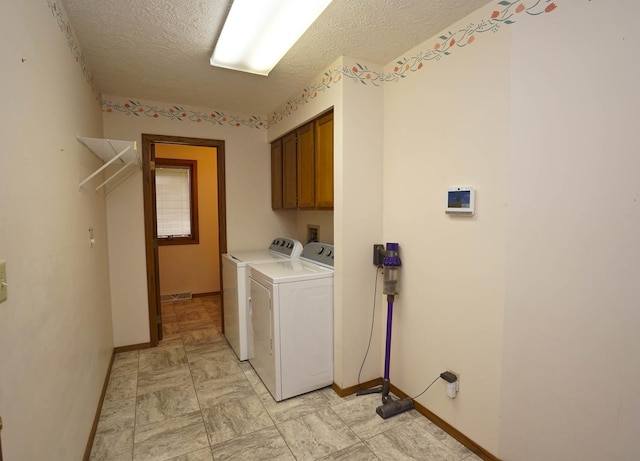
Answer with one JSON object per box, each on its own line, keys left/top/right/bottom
{"left": 282, "top": 132, "right": 298, "bottom": 209}
{"left": 270, "top": 139, "right": 283, "bottom": 209}
{"left": 296, "top": 122, "right": 315, "bottom": 209}
{"left": 314, "top": 111, "right": 334, "bottom": 209}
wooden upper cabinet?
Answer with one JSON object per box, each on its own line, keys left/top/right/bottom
{"left": 271, "top": 109, "right": 333, "bottom": 210}
{"left": 282, "top": 131, "right": 298, "bottom": 209}
{"left": 270, "top": 139, "right": 283, "bottom": 209}
{"left": 296, "top": 122, "right": 315, "bottom": 209}
{"left": 314, "top": 112, "right": 334, "bottom": 209}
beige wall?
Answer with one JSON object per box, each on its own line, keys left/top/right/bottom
{"left": 294, "top": 210, "right": 334, "bottom": 244}
{"left": 382, "top": 6, "right": 509, "bottom": 452}
{"left": 156, "top": 144, "right": 221, "bottom": 295}
{"left": 381, "top": 1, "right": 640, "bottom": 458}
{"left": 0, "top": 1, "right": 113, "bottom": 459}
{"left": 337, "top": 59, "right": 385, "bottom": 387}
{"left": 500, "top": 2, "right": 640, "bottom": 459}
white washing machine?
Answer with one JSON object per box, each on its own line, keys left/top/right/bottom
{"left": 222, "top": 238, "right": 303, "bottom": 361}
{"left": 248, "top": 242, "right": 334, "bottom": 401}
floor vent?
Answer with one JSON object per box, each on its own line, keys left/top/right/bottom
{"left": 161, "top": 292, "right": 192, "bottom": 302}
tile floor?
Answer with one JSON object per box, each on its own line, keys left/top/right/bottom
{"left": 89, "top": 296, "right": 484, "bottom": 461}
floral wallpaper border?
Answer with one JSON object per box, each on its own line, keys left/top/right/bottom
{"left": 344, "top": 1, "right": 559, "bottom": 87}
{"left": 269, "top": 0, "right": 561, "bottom": 125}
{"left": 47, "top": 0, "right": 99, "bottom": 100}
{"left": 50, "top": 0, "right": 568, "bottom": 129}
{"left": 102, "top": 99, "right": 270, "bottom": 130}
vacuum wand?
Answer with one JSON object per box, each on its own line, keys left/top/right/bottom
{"left": 358, "top": 243, "right": 414, "bottom": 419}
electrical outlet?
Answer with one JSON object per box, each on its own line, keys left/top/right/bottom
{"left": 449, "top": 370, "right": 460, "bottom": 392}
{"left": 307, "top": 225, "right": 319, "bottom": 243}
{"left": 0, "top": 260, "right": 7, "bottom": 303}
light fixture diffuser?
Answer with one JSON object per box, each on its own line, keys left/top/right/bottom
{"left": 211, "top": 0, "right": 333, "bottom": 76}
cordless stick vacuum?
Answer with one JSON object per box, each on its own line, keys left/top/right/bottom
{"left": 357, "top": 243, "right": 414, "bottom": 419}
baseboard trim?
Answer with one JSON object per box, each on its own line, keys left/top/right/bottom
{"left": 388, "top": 383, "right": 501, "bottom": 461}
{"left": 114, "top": 342, "right": 152, "bottom": 353}
{"left": 332, "top": 378, "right": 382, "bottom": 398}
{"left": 83, "top": 350, "right": 115, "bottom": 461}
{"left": 333, "top": 379, "right": 500, "bottom": 461}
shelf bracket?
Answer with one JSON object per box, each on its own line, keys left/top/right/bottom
{"left": 77, "top": 136, "right": 139, "bottom": 192}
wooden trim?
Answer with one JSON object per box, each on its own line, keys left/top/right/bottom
{"left": 332, "top": 378, "right": 382, "bottom": 398}
{"left": 388, "top": 383, "right": 501, "bottom": 461}
{"left": 83, "top": 350, "right": 116, "bottom": 461}
{"left": 192, "top": 291, "right": 220, "bottom": 298}
{"left": 214, "top": 138, "right": 227, "bottom": 334}
{"left": 141, "top": 134, "right": 227, "bottom": 347}
{"left": 114, "top": 342, "right": 152, "bottom": 353}
{"left": 142, "top": 134, "right": 161, "bottom": 346}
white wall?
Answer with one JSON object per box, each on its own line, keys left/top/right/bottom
{"left": 103, "top": 96, "right": 296, "bottom": 346}
{"left": 501, "top": 2, "right": 640, "bottom": 460}
{"left": 0, "top": 1, "right": 112, "bottom": 459}
{"left": 382, "top": 5, "right": 509, "bottom": 453}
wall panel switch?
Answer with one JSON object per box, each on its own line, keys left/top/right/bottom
{"left": 0, "top": 260, "right": 7, "bottom": 303}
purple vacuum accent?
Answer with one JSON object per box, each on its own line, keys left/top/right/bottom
{"left": 382, "top": 243, "right": 400, "bottom": 381}
{"left": 383, "top": 242, "right": 401, "bottom": 267}
{"left": 383, "top": 298, "right": 394, "bottom": 382}
{"left": 383, "top": 243, "right": 401, "bottom": 296}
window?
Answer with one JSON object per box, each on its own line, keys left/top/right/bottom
{"left": 155, "top": 158, "right": 199, "bottom": 245}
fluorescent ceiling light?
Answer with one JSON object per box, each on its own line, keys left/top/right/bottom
{"left": 211, "top": 0, "right": 333, "bottom": 76}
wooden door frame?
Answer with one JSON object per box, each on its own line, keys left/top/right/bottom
{"left": 141, "top": 134, "right": 227, "bottom": 346}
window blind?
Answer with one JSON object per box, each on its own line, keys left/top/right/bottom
{"left": 156, "top": 166, "right": 192, "bottom": 237}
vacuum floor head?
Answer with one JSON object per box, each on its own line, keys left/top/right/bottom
{"left": 376, "top": 397, "right": 414, "bottom": 419}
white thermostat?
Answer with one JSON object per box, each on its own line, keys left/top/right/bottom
{"left": 446, "top": 187, "right": 475, "bottom": 216}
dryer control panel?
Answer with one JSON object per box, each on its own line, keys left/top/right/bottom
{"left": 268, "top": 238, "right": 303, "bottom": 258}
{"left": 300, "top": 242, "right": 334, "bottom": 268}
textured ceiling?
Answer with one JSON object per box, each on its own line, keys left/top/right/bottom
{"left": 60, "top": 0, "right": 493, "bottom": 115}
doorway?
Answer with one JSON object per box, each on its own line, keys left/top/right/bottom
{"left": 141, "top": 134, "right": 227, "bottom": 346}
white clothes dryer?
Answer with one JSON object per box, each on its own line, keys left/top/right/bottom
{"left": 221, "top": 238, "right": 302, "bottom": 361}
{"left": 248, "top": 242, "right": 334, "bottom": 401}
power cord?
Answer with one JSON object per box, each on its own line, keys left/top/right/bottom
{"left": 411, "top": 371, "right": 459, "bottom": 400}
{"left": 355, "top": 266, "right": 457, "bottom": 401}
{"left": 357, "top": 266, "right": 381, "bottom": 387}
{"left": 410, "top": 375, "right": 441, "bottom": 400}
